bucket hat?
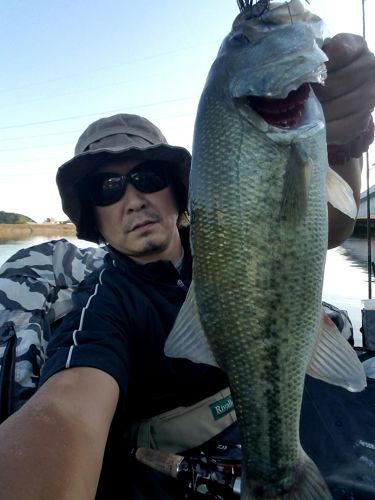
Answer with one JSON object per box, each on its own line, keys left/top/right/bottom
{"left": 56, "top": 113, "right": 191, "bottom": 242}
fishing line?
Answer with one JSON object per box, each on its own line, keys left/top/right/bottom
{"left": 303, "top": 382, "right": 337, "bottom": 446}
{"left": 362, "top": 0, "right": 373, "bottom": 300}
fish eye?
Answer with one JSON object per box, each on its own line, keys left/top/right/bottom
{"left": 229, "top": 33, "right": 250, "bottom": 46}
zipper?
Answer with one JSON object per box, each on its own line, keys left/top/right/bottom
{"left": 176, "top": 278, "right": 188, "bottom": 292}
{"left": 0, "top": 324, "right": 17, "bottom": 423}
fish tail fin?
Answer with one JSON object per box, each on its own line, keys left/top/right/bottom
{"left": 286, "top": 451, "right": 332, "bottom": 499}
{"left": 240, "top": 451, "right": 332, "bottom": 499}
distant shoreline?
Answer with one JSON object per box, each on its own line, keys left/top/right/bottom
{"left": 0, "top": 223, "right": 76, "bottom": 238}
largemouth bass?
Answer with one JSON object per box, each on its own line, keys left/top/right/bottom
{"left": 166, "top": 1, "right": 366, "bottom": 498}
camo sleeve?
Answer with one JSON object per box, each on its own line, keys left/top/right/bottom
{"left": 0, "top": 239, "right": 106, "bottom": 419}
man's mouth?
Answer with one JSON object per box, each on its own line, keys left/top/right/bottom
{"left": 131, "top": 221, "right": 155, "bottom": 231}
{"left": 130, "top": 220, "right": 158, "bottom": 232}
{"left": 246, "top": 83, "right": 310, "bottom": 128}
{"left": 124, "top": 211, "right": 161, "bottom": 233}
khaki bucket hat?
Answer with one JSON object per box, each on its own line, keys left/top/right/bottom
{"left": 56, "top": 113, "right": 191, "bottom": 242}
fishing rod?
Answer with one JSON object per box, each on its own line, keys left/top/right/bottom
{"left": 358, "top": 0, "right": 375, "bottom": 351}
{"left": 362, "top": 0, "right": 373, "bottom": 300}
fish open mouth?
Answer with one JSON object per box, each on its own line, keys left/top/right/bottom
{"left": 246, "top": 83, "right": 311, "bottom": 129}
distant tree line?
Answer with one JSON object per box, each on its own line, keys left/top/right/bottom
{"left": 0, "top": 211, "right": 36, "bottom": 224}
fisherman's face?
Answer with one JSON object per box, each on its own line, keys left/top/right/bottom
{"left": 93, "top": 159, "right": 182, "bottom": 264}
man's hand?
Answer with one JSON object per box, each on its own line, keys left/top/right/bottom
{"left": 313, "top": 33, "right": 375, "bottom": 147}
{"left": 312, "top": 33, "right": 375, "bottom": 248}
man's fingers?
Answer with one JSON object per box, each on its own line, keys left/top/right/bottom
{"left": 325, "top": 109, "right": 374, "bottom": 145}
{"left": 317, "top": 81, "right": 375, "bottom": 123}
{"left": 313, "top": 34, "right": 375, "bottom": 146}
{"left": 322, "top": 33, "right": 367, "bottom": 72}
{"left": 313, "top": 51, "right": 375, "bottom": 103}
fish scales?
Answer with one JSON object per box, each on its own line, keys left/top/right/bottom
{"left": 191, "top": 90, "right": 328, "bottom": 490}
{"left": 165, "top": 1, "right": 365, "bottom": 498}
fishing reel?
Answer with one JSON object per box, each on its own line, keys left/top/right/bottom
{"left": 134, "top": 441, "right": 242, "bottom": 499}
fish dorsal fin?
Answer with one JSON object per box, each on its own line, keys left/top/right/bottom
{"left": 326, "top": 166, "right": 357, "bottom": 219}
{"left": 164, "top": 280, "right": 218, "bottom": 367}
{"left": 279, "top": 143, "right": 313, "bottom": 223}
{"left": 306, "top": 310, "right": 366, "bottom": 392}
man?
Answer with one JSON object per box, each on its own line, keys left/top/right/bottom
{"left": 0, "top": 33, "right": 374, "bottom": 500}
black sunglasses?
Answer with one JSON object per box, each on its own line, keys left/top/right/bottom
{"left": 89, "top": 161, "right": 171, "bottom": 207}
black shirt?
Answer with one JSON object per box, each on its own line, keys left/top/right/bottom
{"left": 40, "top": 226, "right": 227, "bottom": 421}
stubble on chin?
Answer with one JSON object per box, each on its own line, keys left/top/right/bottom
{"left": 127, "top": 238, "right": 168, "bottom": 259}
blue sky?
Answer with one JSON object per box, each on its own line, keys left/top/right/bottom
{"left": 1, "top": 0, "right": 373, "bottom": 222}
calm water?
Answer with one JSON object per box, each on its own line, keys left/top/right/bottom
{"left": 0, "top": 234, "right": 373, "bottom": 345}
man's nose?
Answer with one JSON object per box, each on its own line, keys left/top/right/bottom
{"left": 123, "top": 183, "right": 148, "bottom": 212}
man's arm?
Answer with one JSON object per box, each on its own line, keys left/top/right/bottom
{"left": 327, "top": 157, "right": 363, "bottom": 248}
{"left": 0, "top": 367, "right": 119, "bottom": 500}
{"left": 313, "top": 33, "right": 375, "bottom": 248}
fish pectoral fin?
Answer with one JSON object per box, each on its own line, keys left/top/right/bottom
{"left": 306, "top": 310, "right": 367, "bottom": 392}
{"left": 279, "top": 143, "right": 312, "bottom": 223}
{"left": 326, "top": 166, "right": 357, "bottom": 219}
{"left": 164, "top": 280, "right": 218, "bottom": 367}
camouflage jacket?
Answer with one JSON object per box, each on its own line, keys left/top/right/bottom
{"left": 0, "top": 239, "right": 106, "bottom": 421}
